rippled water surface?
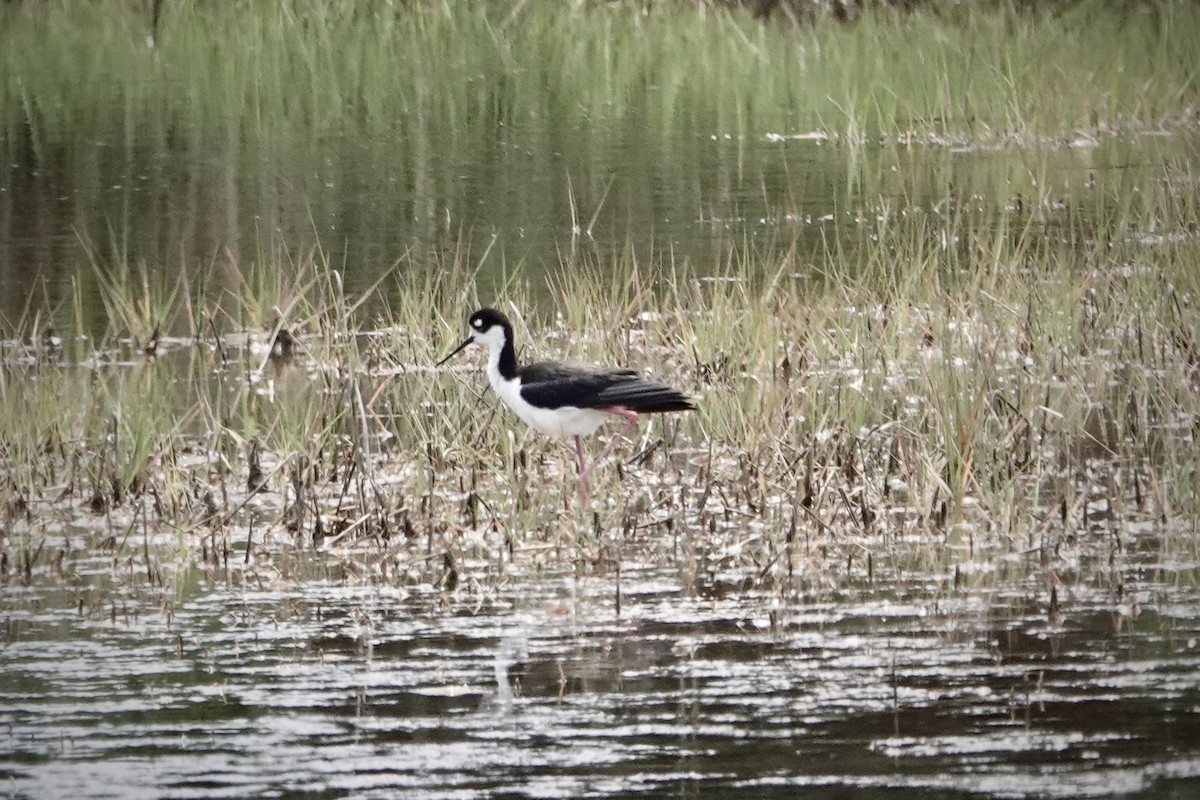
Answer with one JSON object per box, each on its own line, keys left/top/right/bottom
{"left": 5, "top": 544, "right": 1200, "bottom": 799}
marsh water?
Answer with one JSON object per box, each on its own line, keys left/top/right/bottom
{"left": 3, "top": 114, "right": 1194, "bottom": 326}
{"left": 4, "top": 542, "right": 1200, "bottom": 799}
{"left": 5, "top": 18, "right": 1200, "bottom": 800}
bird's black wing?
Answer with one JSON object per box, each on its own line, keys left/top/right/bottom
{"left": 520, "top": 360, "right": 694, "bottom": 413}
{"left": 588, "top": 377, "right": 695, "bottom": 413}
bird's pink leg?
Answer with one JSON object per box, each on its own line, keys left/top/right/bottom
{"left": 594, "top": 407, "right": 639, "bottom": 466}
{"left": 574, "top": 408, "right": 639, "bottom": 506}
{"left": 575, "top": 435, "right": 591, "bottom": 505}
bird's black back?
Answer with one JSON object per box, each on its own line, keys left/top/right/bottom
{"left": 519, "top": 360, "right": 695, "bottom": 413}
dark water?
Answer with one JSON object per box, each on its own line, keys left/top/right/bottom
{"left": 2, "top": 112, "right": 1186, "bottom": 329}
{"left": 0, "top": 121, "right": 821, "bottom": 323}
{"left": 4, "top": 549, "right": 1200, "bottom": 799}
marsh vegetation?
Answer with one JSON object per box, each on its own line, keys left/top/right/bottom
{"left": 2, "top": 1, "right": 1199, "bottom": 797}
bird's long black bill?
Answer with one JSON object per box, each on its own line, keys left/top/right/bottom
{"left": 435, "top": 336, "right": 474, "bottom": 367}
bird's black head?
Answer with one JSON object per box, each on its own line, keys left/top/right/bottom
{"left": 436, "top": 307, "right": 514, "bottom": 367}
{"left": 468, "top": 307, "right": 512, "bottom": 336}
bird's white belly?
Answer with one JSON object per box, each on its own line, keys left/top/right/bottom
{"left": 519, "top": 403, "right": 611, "bottom": 437}
{"left": 492, "top": 374, "right": 612, "bottom": 437}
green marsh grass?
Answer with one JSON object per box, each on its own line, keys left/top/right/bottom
{"left": 7, "top": 157, "right": 1199, "bottom": 567}
{"left": 2, "top": 222, "right": 1197, "bottom": 604}
{"left": 4, "top": 1, "right": 1198, "bottom": 163}
{"left": 2, "top": 0, "right": 1198, "bottom": 612}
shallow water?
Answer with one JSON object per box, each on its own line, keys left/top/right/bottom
{"left": 2, "top": 113, "right": 1191, "bottom": 327}
{"left": 4, "top": 542, "right": 1200, "bottom": 799}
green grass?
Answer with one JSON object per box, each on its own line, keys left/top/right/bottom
{"left": 3, "top": 1, "right": 1197, "bottom": 155}
{"left": 1, "top": 206, "right": 1197, "bottom": 602}
{"left": 1, "top": 0, "right": 1198, "bottom": 607}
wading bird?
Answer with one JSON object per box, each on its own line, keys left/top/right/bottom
{"left": 437, "top": 308, "right": 694, "bottom": 504}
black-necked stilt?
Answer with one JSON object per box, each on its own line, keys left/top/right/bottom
{"left": 437, "top": 308, "right": 695, "bottom": 504}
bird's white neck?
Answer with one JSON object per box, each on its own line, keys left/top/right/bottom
{"left": 485, "top": 341, "right": 508, "bottom": 394}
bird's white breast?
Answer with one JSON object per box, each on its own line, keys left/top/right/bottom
{"left": 486, "top": 356, "right": 610, "bottom": 438}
